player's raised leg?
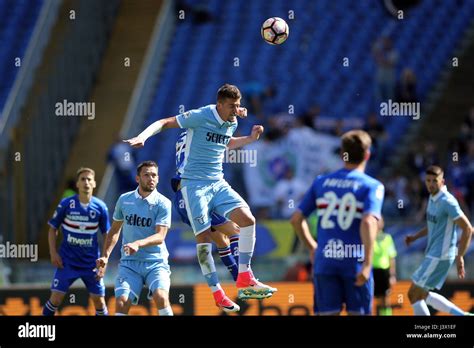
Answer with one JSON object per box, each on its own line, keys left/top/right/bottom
{"left": 211, "top": 221, "right": 239, "bottom": 281}
{"left": 196, "top": 230, "right": 240, "bottom": 312}
{"left": 182, "top": 181, "right": 240, "bottom": 312}
{"left": 229, "top": 206, "right": 277, "bottom": 299}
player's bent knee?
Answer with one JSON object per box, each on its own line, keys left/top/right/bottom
{"left": 195, "top": 229, "right": 212, "bottom": 243}
{"left": 210, "top": 232, "right": 228, "bottom": 248}
{"left": 116, "top": 296, "right": 131, "bottom": 312}
{"left": 153, "top": 289, "right": 169, "bottom": 308}
{"left": 244, "top": 213, "right": 256, "bottom": 226}
{"left": 50, "top": 291, "right": 65, "bottom": 306}
{"left": 91, "top": 295, "right": 106, "bottom": 308}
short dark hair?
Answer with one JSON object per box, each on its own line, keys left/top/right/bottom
{"left": 217, "top": 84, "right": 241, "bottom": 101}
{"left": 425, "top": 165, "right": 443, "bottom": 177}
{"left": 136, "top": 161, "right": 158, "bottom": 175}
{"left": 340, "top": 130, "right": 372, "bottom": 164}
{"left": 76, "top": 167, "right": 95, "bottom": 181}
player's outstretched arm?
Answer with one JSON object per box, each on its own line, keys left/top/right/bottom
{"left": 227, "top": 125, "right": 264, "bottom": 150}
{"left": 356, "top": 214, "right": 379, "bottom": 286}
{"left": 96, "top": 220, "right": 123, "bottom": 274}
{"left": 123, "top": 225, "right": 169, "bottom": 255}
{"left": 48, "top": 227, "right": 63, "bottom": 269}
{"left": 290, "top": 211, "right": 317, "bottom": 261}
{"left": 454, "top": 215, "right": 473, "bottom": 279}
{"left": 404, "top": 226, "right": 428, "bottom": 246}
{"left": 124, "top": 116, "right": 180, "bottom": 148}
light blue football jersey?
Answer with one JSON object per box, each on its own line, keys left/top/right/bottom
{"left": 113, "top": 188, "right": 172, "bottom": 262}
{"left": 175, "top": 104, "right": 238, "bottom": 180}
{"left": 425, "top": 186, "right": 464, "bottom": 259}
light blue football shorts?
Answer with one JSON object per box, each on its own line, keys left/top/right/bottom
{"left": 114, "top": 259, "right": 171, "bottom": 305}
{"left": 411, "top": 256, "right": 454, "bottom": 290}
{"left": 180, "top": 179, "right": 249, "bottom": 235}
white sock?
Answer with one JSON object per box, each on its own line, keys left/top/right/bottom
{"left": 115, "top": 313, "right": 127, "bottom": 316}
{"left": 196, "top": 243, "right": 221, "bottom": 289}
{"left": 211, "top": 283, "right": 222, "bottom": 293}
{"left": 412, "top": 300, "right": 430, "bottom": 315}
{"left": 158, "top": 306, "right": 174, "bottom": 316}
{"left": 426, "top": 292, "right": 465, "bottom": 315}
{"left": 238, "top": 225, "right": 256, "bottom": 273}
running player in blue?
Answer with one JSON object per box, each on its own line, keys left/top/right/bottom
{"left": 172, "top": 130, "right": 240, "bottom": 283}
{"left": 43, "top": 167, "right": 110, "bottom": 316}
{"left": 96, "top": 161, "right": 173, "bottom": 316}
{"left": 125, "top": 84, "right": 276, "bottom": 313}
{"left": 291, "top": 130, "right": 384, "bottom": 315}
{"left": 405, "top": 165, "right": 473, "bottom": 316}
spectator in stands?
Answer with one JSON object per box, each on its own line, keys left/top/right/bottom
{"left": 465, "top": 106, "right": 474, "bottom": 128}
{"left": 107, "top": 137, "right": 137, "bottom": 193}
{"left": 330, "top": 119, "right": 345, "bottom": 137}
{"left": 364, "top": 113, "right": 387, "bottom": 158}
{"left": 274, "top": 167, "right": 307, "bottom": 219}
{"left": 299, "top": 104, "right": 321, "bottom": 131}
{"left": 407, "top": 176, "right": 425, "bottom": 218}
{"left": 241, "top": 81, "right": 276, "bottom": 119}
{"left": 373, "top": 36, "right": 398, "bottom": 103}
{"left": 408, "top": 141, "right": 439, "bottom": 175}
{"left": 176, "top": 0, "right": 214, "bottom": 24}
{"left": 396, "top": 68, "right": 418, "bottom": 103}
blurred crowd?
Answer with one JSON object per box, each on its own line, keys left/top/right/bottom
{"left": 384, "top": 106, "right": 474, "bottom": 221}
{"left": 238, "top": 35, "right": 473, "bottom": 223}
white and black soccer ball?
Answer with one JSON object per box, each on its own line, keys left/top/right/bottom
{"left": 261, "top": 17, "right": 289, "bottom": 45}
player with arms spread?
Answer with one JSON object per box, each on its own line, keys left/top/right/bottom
{"left": 125, "top": 84, "right": 276, "bottom": 312}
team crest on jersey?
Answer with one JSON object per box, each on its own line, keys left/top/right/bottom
{"left": 183, "top": 111, "right": 191, "bottom": 119}
{"left": 79, "top": 224, "right": 86, "bottom": 231}
{"left": 195, "top": 215, "right": 207, "bottom": 225}
{"left": 53, "top": 279, "right": 59, "bottom": 287}
{"left": 89, "top": 210, "right": 96, "bottom": 219}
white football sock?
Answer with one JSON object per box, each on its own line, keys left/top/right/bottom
{"left": 238, "top": 225, "right": 256, "bottom": 273}
{"left": 158, "top": 306, "right": 174, "bottom": 316}
{"left": 412, "top": 300, "right": 430, "bottom": 315}
{"left": 426, "top": 292, "right": 465, "bottom": 315}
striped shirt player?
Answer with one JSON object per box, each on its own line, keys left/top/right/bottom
{"left": 291, "top": 130, "right": 384, "bottom": 316}
{"left": 406, "top": 165, "right": 473, "bottom": 316}
{"left": 43, "top": 167, "right": 110, "bottom": 316}
{"left": 298, "top": 169, "right": 384, "bottom": 315}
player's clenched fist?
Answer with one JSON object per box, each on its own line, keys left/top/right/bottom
{"left": 251, "top": 125, "right": 264, "bottom": 141}
{"left": 237, "top": 107, "right": 247, "bottom": 118}
{"left": 95, "top": 257, "right": 108, "bottom": 279}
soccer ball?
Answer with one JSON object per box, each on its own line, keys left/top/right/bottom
{"left": 261, "top": 17, "right": 289, "bottom": 45}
